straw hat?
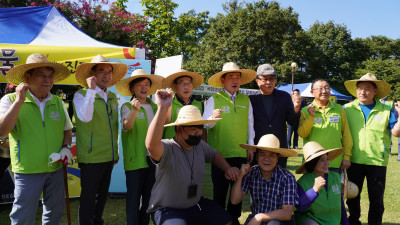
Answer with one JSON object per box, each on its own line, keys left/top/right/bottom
{"left": 6, "top": 53, "right": 71, "bottom": 86}
{"left": 296, "top": 142, "right": 344, "bottom": 174}
{"left": 164, "top": 105, "right": 221, "bottom": 127}
{"left": 75, "top": 55, "right": 128, "bottom": 88}
{"left": 344, "top": 73, "right": 391, "bottom": 99}
{"left": 239, "top": 134, "right": 298, "bottom": 157}
{"left": 162, "top": 69, "right": 204, "bottom": 90}
{"left": 115, "top": 69, "right": 164, "bottom": 97}
{"left": 343, "top": 170, "right": 359, "bottom": 199}
{"left": 208, "top": 62, "right": 256, "bottom": 87}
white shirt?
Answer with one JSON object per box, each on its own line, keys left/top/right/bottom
{"left": 203, "top": 89, "right": 255, "bottom": 145}
{"left": 73, "top": 86, "right": 109, "bottom": 122}
{"left": 0, "top": 90, "right": 73, "bottom": 130}
{"left": 121, "top": 102, "right": 155, "bottom": 127}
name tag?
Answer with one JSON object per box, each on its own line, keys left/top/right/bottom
{"left": 330, "top": 116, "right": 339, "bottom": 123}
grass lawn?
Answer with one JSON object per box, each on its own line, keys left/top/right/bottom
{"left": 1, "top": 137, "right": 400, "bottom": 224}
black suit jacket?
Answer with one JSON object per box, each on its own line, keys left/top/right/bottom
{"left": 249, "top": 89, "right": 300, "bottom": 148}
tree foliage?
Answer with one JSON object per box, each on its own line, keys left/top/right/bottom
{"left": 186, "top": 0, "right": 302, "bottom": 88}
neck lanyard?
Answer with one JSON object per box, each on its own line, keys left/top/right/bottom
{"left": 179, "top": 144, "right": 195, "bottom": 183}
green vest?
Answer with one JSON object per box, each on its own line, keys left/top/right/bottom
{"left": 294, "top": 171, "right": 342, "bottom": 225}
{"left": 163, "top": 96, "right": 203, "bottom": 139}
{"left": 8, "top": 92, "right": 66, "bottom": 174}
{"left": 208, "top": 91, "right": 248, "bottom": 158}
{"left": 302, "top": 101, "right": 344, "bottom": 168}
{"left": 74, "top": 89, "right": 119, "bottom": 163}
{"left": 121, "top": 98, "right": 157, "bottom": 171}
{"left": 344, "top": 98, "right": 391, "bottom": 166}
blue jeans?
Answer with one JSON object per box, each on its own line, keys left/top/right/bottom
{"left": 10, "top": 168, "right": 65, "bottom": 225}
{"left": 287, "top": 124, "right": 299, "bottom": 148}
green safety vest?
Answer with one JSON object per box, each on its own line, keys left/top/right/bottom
{"left": 208, "top": 91, "right": 248, "bottom": 158}
{"left": 294, "top": 171, "right": 342, "bottom": 225}
{"left": 302, "top": 101, "right": 344, "bottom": 168}
{"left": 74, "top": 89, "right": 119, "bottom": 163}
{"left": 344, "top": 98, "right": 391, "bottom": 166}
{"left": 121, "top": 98, "right": 157, "bottom": 171}
{"left": 162, "top": 96, "right": 203, "bottom": 139}
{"left": 8, "top": 92, "right": 66, "bottom": 173}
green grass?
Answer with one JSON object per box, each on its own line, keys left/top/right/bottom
{"left": 1, "top": 137, "right": 400, "bottom": 225}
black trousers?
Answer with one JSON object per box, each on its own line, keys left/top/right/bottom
{"left": 79, "top": 161, "right": 114, "bottom": 225}
{"left": 346, "top": 163, "right": 386, "bottom": 225}
{"left": 211, "top": 157, "right": 246, "bottom": 225}
{"left": 125, "top": 157, "right": 156, "bottom": 225}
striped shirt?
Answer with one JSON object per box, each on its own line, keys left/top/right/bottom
{"left": 242, "top": 165, "right": 299, "bottom": 224}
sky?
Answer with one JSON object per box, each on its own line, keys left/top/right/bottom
{"left": 126, "top": 0, "right": 400, "bottom": 40}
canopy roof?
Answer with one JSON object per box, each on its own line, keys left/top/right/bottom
{"left": 276, "top": 83, "right": 352, "bottom": 100}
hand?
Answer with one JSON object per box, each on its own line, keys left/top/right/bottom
{"left": 307, "top": 104, "right": 316, "bottom": 117}
{"left": 130, "top": 98, "right": 141, "bottom": 111}
{"left": 248, "top": 214, "right": 263, "bottom": 225}
{"left": 59, "top": 148, "right": 73, "bottom": 165}
{"left": 212, "top": 109, "right": 222, "bottom": 119}
{"left": 292, "top": 93, "right": 301, "bottom": 113}
{"left": 86, "top": 76, "right": 97, "bottom": 90}
{"left": 247, "top": 151, "right": 254, "bottom": 164}
{"left": 239, "top": 163, "right": 251, "bottom": 178}
{"left": 155, "top": 88, "right": 174, "bottom": 108}
{"left": 224, "top": 167, "right": 240, "bottom": 181}
{"left": 15, "top": 82, "right": 29, "bottom": 103}
{"left": 341, "top": 159, "right": 351, "bottom": 170}
{"left": 313, "top": 176, "right": 326, "bottom": 193}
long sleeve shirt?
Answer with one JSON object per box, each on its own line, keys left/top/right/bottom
{"left": 73, "top": 86, "right": 109, "bottom": 122}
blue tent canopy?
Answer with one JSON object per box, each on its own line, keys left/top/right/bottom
{"left": 276, "top": 83, "right": 352, "bottom": 100}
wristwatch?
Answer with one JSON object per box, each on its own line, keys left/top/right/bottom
{"left": 62, "top": 144, "right": 71, "bottom": 149}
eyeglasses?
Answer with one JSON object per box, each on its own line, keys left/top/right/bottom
{"left": 313, "top": 87, "right": 330, "bottom": 92}
{"left": 176, "top": 81, "right": 193, "bottom": 87}
{"left": 257, "top": 77, "right": 275, "bottom": 82}
{"left": 95, "top": 69, "right": 113, "bottom": 76}
{"left": 357, "top": 87, "right": 375, "bottom": 93}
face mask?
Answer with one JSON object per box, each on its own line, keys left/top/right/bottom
{"left": 184, "top": 135, "right": 202, "bottom": 146}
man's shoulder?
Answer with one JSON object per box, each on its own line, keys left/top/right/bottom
{"left": 275, "top": 165, "right": 296, "bottom": 180}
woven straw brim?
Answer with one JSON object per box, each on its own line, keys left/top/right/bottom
{"left": 115, "top": 74, "right": 164, "bottom": 97}
{"left": 75, "top": 62, "right": 128, "bottom": 88}
{"left": 162, "top": 71, "right": 204, "bottom": 90}
{"left": 344, "top": 79, "right": 391, "bottom": 99}
{"left": 164, "top": 118, "right": 221, "bottom": 127}
{"left": 6, "top": 62, "right": 71, "bottom": 86}
{"left": 208, "top": 69, "right": 256, "bottom": 87}
{"left": 296, "top": 147, "right": 344, "bottom": 174}
{"left": 239, "top": 144, "right": 298, "bottom": 157}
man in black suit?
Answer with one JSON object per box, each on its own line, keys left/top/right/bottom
{"left": 249, "top": 64, "right": 301, "bottom": 168}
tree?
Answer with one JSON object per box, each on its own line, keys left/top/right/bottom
{"left": 185, "top": 0, "right": 302, "bottom": 88}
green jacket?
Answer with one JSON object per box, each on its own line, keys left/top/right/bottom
{"left": 163, "top": 96, "right": 203, "bottom": 139}
{"left": 74, "top": 89, "right": 119, "bottom": 163}
{"left": 295, "top": 171, "right": 342, "bottom": 225}
{"left": 121, "top": 99, "right": 157, "bottom": 171}
{"left": 208, "top": 91, "right": 248, "bottom": 158}
{"left": 344, "top": 98, "right": 392, "bottom": 166}
{"left": 8, "top": 92, "right": 65, "bottom": 173}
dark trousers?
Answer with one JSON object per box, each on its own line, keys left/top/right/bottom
{"left": 286, "top": 124, "right": 299, "bottom": 148}
{"left": 79, "top": 161, "right": 114, "bottom": 225}
{"left": 211, "top": 157, "right": 246, "bottom": 225}
{"left": 346, "top": 163, "right": 386, "bottom": 225}
{"left": 126, "top": 157, "right": 156, "bottom": 225}
{"left": 0, "top": 157, "right": 10, "bottom": 178}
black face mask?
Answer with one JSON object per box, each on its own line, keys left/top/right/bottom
{"left": 184, "top": 135, "right": 202, "bottom": 146}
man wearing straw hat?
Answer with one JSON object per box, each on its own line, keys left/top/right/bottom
{"left": 298, "top": 78, "right": 353, "bottom": 172}
{"left": 0, "top": 53, "right": 73, "bottom": 224}
{"left": 162, "top": 69, "right": 204, "bottom": 139}
{"left": 231, "top": 134, "right": 299, "bottom": 225}
{"left": 203, "top": 62, "right": 256, "bottom": 225}
{"left": 343, "top": 73, "right": 400, "bottom": 225}
{"left": 73, "top": 55, "right": 128, "bottom": 225}
{"left": 250, "top": 64, "right": 301, "bottom": 168}
{"left": 146, "top": 89, "right": 239, "bottom": 225}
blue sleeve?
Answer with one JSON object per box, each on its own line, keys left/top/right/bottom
{"left": 388, "top": 108, "right": 398, "bottom": 130}
{"left": 296, "top": 183, "right": 319, "bottom": 211}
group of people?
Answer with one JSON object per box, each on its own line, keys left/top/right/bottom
{"left": 0, "top": 52, "right": 398, "bottom": 225}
